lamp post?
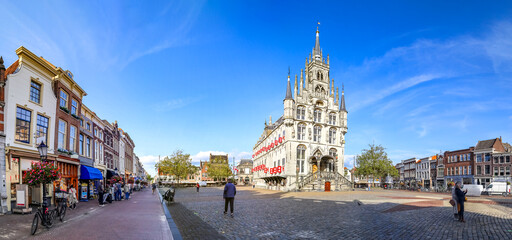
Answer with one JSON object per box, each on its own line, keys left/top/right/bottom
{"left": 296, "top": 166, "right": 299, "bottom": 192}
{"left": 37, "top": 141, "right": 48, "bottom": 207}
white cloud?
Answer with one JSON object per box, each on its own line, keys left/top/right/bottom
{"left": 343, "top": 155, "right": 356, "bottom": 169}
{"left": 152, "top": 97, "right": 201, "bottom": 112}
{"left": 190, "top": 151, "right": 227, "bottom": 164}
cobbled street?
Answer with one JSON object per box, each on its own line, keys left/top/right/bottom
{"left": 162, "top": 187, "right": 512, "bottom": 240}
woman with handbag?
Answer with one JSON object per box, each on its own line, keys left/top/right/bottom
{"left": 451, "top": 184, "right": 458, "bottom": 220}
{"left": 455, "top": 182, "right": 468, "bottom": 222}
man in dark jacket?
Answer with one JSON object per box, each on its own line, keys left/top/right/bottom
{"left": 98, "top": 181, "right": 104, "bottom": 206}
{"left": 223, "top": 178, "right": 236, "bottom": 217}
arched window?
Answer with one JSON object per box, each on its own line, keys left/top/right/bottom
{"left": 296, "top": 106, "right": 305, "bottom": 120}
{"left": 297, "top": 145, "right": 306, "bottom": 173}
{"left": 321, "top": 72, "right": 323, "bottom": 80}
{"left": 297, "top": 123, "right": 306, "bottom": 140}
{"left": 329, "top": 128, "right": 336, "bottom": 144}
{"left": 329, "top": 112, "right": 336, "bottom": 125}
{"left": 313, "top": 125, "right": 321, "bottom": 142}
{"left": 317, "top": 72, "right": 320, "bottom": 80}
{"left": 314, "top": 109, "right": 322, "bottom": 123}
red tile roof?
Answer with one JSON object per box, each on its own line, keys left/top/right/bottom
{"left": 4, "top": 59, "right": 19, "bottom": 80}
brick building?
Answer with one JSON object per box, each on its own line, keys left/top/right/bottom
{"left": 444, "top": 147, "right": 474, "bottom": 185}
{"left": 474, "top": 138, "right": 506, "bottom": 187}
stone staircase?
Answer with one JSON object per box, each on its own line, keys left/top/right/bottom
{"left": 295, "top": 171, "right": 352, "bottom": 191}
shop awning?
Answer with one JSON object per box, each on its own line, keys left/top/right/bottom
{"left": 80, "top": 165, "right": 103, "bottom": 180}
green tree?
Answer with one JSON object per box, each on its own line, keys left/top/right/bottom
{"left": 206, "top": 163, "right": 232, "bottom": 182}
{"left": 155, "top": 149, "right": 194, "bottom": 184}
{"left": 355, "top": 144, "right": 398, "bottom": 187}
{"left": 146, "top": 174, "right": 154, "bottom": 182}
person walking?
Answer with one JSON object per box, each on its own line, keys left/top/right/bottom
{"left": 223, "top": 178, "right": 236, "bottom": 217}
{"left": 98, "top": 181, "right": 105, "bottom": 207}
{"left": 455, "top": 182, "right": 468, "bottom": 223}
{"left": 152, "top": 183, "right": 157, "bottom": 195}
{"left": 196, "top": 182, "right": 200, "bottom": 193}
{"left": 124, "top": 184, "right": 130, "bottom": 200}
{"left": 68, "top": 184, "right": 78, "bottom": 209}
{"left": 451, "top": 183, "right": 458, "bottom": 220}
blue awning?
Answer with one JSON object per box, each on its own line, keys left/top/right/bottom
{"left": 80, "top": 165, "right": 103, "bottom": 180}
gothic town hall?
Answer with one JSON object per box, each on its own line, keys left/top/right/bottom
{"left": 252, "top": 27, "right": 351, "bottom": 191}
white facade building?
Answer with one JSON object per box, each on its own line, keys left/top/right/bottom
{"left": 252, "top": 27, "right": 350, "bottom": 191}
{"left": 416, "top": 157, "right": 430, "bottom": 185}
{"left": 119, "top": 133, "right": 125, "bottom": 176}
{"left": 3, "top": 47, "right": 58, "bottom": 211}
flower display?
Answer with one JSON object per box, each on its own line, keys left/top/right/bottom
{"left": 111, "top": 175, "right": 123, "bottom": 184}
{"left": 23, "top": 161, "right": 60, "bottom": 186}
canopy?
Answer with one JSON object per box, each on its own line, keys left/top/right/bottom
{"left": 80, "top": 165, "right": 103, "bottom": 180}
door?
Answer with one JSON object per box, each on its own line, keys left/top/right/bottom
{"left": 325, "top": 181, "right": 331, "bottom": 192}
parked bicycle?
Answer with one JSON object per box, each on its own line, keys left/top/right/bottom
{"left": 31, "top": 192, "right": 68, "bottom": 235}
{"left": 31, "top": 202, "right": 53, "bottom": 235}
{"left": 55, "top": 191, "right": 68, "bottom": 221}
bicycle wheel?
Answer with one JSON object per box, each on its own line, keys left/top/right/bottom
{"left": 44, "top": 212, "right": 53, "bottom": 229}
{"left": 31, "top": 213, "right": 39, "bottom": 235}
{"left": 59, "top": 204, "right": 66, "bottom": 222}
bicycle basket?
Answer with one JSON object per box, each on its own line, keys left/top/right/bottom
{"left": 55, "top": 192, "right": 69, "bottom": 199}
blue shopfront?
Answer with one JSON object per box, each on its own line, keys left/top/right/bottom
{"left": 79, "top": 165, "right": 103, "bottom": 201}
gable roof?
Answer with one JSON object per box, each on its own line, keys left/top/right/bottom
{"left": 475, "top": 138, "right": 498, "bottom": 150}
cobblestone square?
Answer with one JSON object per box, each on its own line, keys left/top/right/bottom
{"left": 164, "top": 187, "right": 512, "bottom": 240}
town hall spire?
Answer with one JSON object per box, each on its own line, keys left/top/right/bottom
{"left": 314, "top": 22, "right": 321, "bottom": 60}
{"left": 340, "top": 83, "right": 346, "bottom": 112}
{"left": 285, "top": 67, "right": 293, "bottom": 100}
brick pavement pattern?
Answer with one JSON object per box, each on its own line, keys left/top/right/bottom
{"left": 164, "top": 187, "right": 512, "bottom": 240}
{"left": 0, "top": 188, "right": 172, "bottom": 240}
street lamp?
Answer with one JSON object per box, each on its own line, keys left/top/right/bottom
{"left": 37, "top": 141, "right": 48, "bottom": 207}
{"left": 296, "top": 166, "right": 299, "bottom": 192}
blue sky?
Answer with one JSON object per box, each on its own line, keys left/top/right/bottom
{"left": 2, "top": 1, "right": 512, "bottom": 177}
